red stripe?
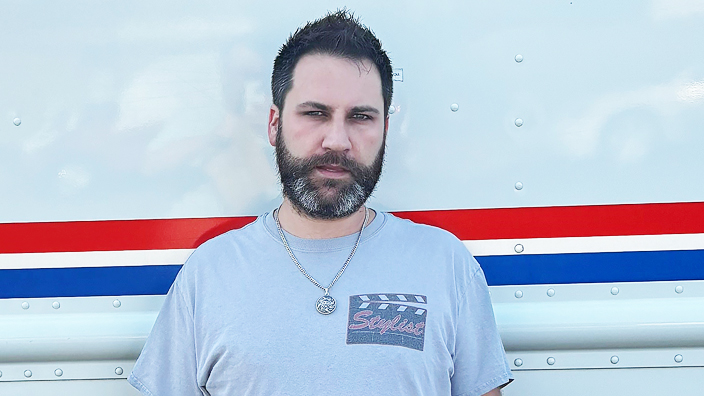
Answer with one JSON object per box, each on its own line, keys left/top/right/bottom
{"left": 0, "top": 217, "right": 256, "bottom": 254}
{"left": 394, "top": 202, "right": 704, "bottom": 240}
{"left": 0, "top": 202, "right": 703, "bottom": 254}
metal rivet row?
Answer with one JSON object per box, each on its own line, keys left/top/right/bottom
{"left": 511, "top": 353, "right": 688, "bottom": 369}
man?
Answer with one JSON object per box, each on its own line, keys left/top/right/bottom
{"left": 129, "top": 10, "right": 512, "bottom": 396}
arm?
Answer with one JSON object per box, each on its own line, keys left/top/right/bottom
{"left": 128, "top": 280, "right": 203, "bottom": 396}
{"left": 451, "top": 257, "right": 513, "bottom": 395}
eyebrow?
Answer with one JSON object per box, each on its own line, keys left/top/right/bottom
{"left": 350, "top": 105, "right": 380, "bottom": 115}
{"left": 296, "top": 101, "right": 332, "bottom": 112}
{"left": 296, "top": 102, "right": 380, "bottom": 115}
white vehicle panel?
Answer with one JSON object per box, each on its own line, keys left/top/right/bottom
{"left": 2, "top": 1, "right": 703, "bottom": 394}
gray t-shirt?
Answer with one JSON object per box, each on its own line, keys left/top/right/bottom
{"left": 129, "top": 211, "right": 512, "bottom": 396}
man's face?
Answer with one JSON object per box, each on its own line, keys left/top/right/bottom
{"left": 268, "top": 54, "right": 388, "bottom": 219}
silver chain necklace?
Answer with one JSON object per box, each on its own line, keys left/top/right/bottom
{"left": 273, "top": 206, "right": 369, "bottom": 315}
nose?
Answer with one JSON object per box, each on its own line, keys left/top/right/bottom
{"left": 321, "top": 116, "right": 352, "bottom": 152}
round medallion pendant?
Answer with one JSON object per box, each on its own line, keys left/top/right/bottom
{"left": 316, "top": 295, "right": 336, "bottom": 315}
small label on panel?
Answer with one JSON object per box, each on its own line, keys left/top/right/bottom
{"left": 393, "top": 68, "right": 403, "bottom": 82}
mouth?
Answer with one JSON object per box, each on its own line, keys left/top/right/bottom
{"left": 314, "top": 164, "right": 351, "bottom": 179}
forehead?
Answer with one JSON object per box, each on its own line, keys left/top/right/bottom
{"left": 285, "top": 54, "right": 383, "bottom": 107}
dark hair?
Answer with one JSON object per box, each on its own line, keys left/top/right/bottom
{"left": 272, "top": 10, "right": 393, "bottom": 116}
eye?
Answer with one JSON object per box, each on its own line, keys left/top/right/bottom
{"left": 305, "top": 111, "right": 326, "bottom": 117}
{"left": 351, "top": 113, "right": 372, "bottom": 121}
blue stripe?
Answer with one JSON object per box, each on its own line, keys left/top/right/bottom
{"left": 478, "top": 249, "right": 704, "bottom": 286}
{"left": 0, "top": 265, "right": 182, "bottom": 299}
{"left": 2, "top": 250, "right": 703, "bottom": 298}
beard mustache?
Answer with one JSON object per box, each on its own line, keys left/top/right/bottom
{"left": 275, "top": 124, "right": 385, "bottom": 220}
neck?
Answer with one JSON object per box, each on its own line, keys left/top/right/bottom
{"left": 276, "top": 199, "right": 375, "bottom": 239}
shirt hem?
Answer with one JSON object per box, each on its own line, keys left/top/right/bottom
{"left": 128, "top": 372, "right": 156, "bottom": 396}
{"left": 453, "top": 373, "right": 514, "bottom": 396}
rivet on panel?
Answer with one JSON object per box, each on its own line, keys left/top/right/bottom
{"left": 610, "top": 355, "right": 619, "bottom": 364}
{"left": 547, "top": 357, "right": 556, "bottom": 365}
{"left": 0, "top": 370, "right": 3, "bottom": 378}
{"left": 514, "top": 358, "right": 523, "bottom": 367}
{"left": 52, "top": 301, "right": 61, "bottom": 309}
{"left": 450, "top": 103, "right": 459, "bottom": 112}
{"left": 515, "top": 54, "right": 523, "bottom": 63}
{"left": 515, "top": 182, "right": 523, "bottom": 191}
{"left": 21, "top": 301, "right": 30, "bottom": 310}
{"left": 388, "top": 105, "right": 396, "bottom": 114}
{"left": 54, "top": 368, "right": 63, "bottom": 377}
{"left": 547, "top": 288, "right": 555, "bottom": 297}
{"left": 611, "top": 287, "right": 619, "bottom": 295}
{"left": 24, "top": 370, "right": 32, "bottom": 378}
{"left": 514, "top": 290, "right": 523, "bottom": 299}
{"left": 113, "top": 299, "right": 122, "bottom": 308}
{"left": 674, "top": 354, "right": 684, "bottom": 363}
{"left": 115, "top": 367, "right": 124, "bottom": 375}
{"left": 675, "top": 285, "right": 684, "bottom": 294}
{"left": 13, "top": 118, "right": 22, "bottom": 126}
{"left": 514, "top": 118, "right": 524, "bottom": 127}
{"left": 514, "top": 244, "right": 524, "bottom": 253}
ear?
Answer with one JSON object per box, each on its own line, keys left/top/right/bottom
{"left": 268, "top": 105, "right": 280, "bottom": 147}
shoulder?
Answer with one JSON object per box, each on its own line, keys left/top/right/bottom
{"left": 382, "top": 212, "right": 468, "bottom": 250}
{"left": 188, "top": 216, "right": 264, "bottom": 259}
{"left": 380, "top": 212, "right": 480, "bottom": 271}
{"left": 175, "top": 215, "right": 265, "bottom": 285}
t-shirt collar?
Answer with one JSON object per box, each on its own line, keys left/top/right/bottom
{"left": 262, "top": 207, "right": 385, "bottom": 253}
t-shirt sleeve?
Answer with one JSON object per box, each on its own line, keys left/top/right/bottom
{"left": 128, "top": 279, "right": 203, "bottom": 396}
{"left": 451, "top": 259, "right": 513, "bottom": 396}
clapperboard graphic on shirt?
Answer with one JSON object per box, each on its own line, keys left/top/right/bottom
{"left": 346, "top": 293, "right": 427, "bottom": 351}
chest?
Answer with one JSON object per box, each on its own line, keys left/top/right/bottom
{"left": 190, "top": 243, "right": 460, "bottom": 394}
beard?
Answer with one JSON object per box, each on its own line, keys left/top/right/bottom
{"left": 275, "top": 124, "right": 385, "bottom": 220}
